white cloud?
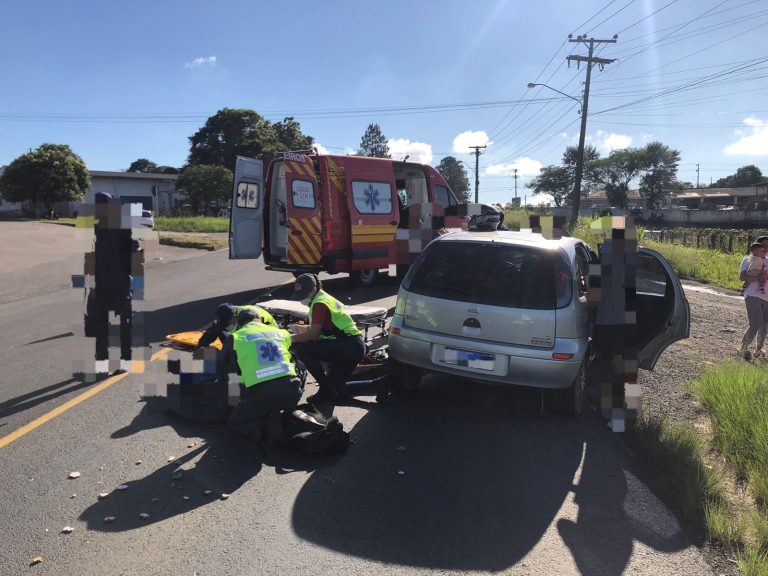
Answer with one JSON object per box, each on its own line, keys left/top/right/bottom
{"left": 387, "top": 138, "right": 433, "bottom": 164}
{"left": 485, "top": 157, "right": 543, "bottom": 178}
{"left": 594, "top": 130, "right": 632, "bottom": 153}
{"left": 344, "top": 147, "right": 357, "bottom": 156}
{"left": 313, "top": 143, "right": 330, "bottom": 155}
{"left": 452, "top": 130, "right": 493, "bottom": 154}
{"left": 184, "top": 56, "right": 217, "bottom": 69}
{"left": 723, "top": 117, "right": 768, "bottom": 156}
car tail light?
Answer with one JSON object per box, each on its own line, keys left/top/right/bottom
{"left": 552, "top": 353, "right": 574, "bottom": 360}
{"left": 391, "top": 327, "right": 401, "bottom": 335}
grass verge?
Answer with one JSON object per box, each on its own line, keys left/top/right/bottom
{"left": 628, "top": 361, "right": 768, "bottom": 573}
{"left": 155, "top": 217, "right": 228, "bottom": 233}
{"left": 627, "top": 415, "right": 723, "bottom": 526}
{"left": 159, "top": 233, "right": 227, "bottom": 251}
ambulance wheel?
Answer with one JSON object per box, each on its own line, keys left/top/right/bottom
{"left": 350, "top": 268, "right": 378, "bottom": 287}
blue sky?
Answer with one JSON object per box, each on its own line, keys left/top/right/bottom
{"left": 1, "top": 0, "right": 767, "bottom": 205}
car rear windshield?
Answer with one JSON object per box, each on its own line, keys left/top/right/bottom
{"left": 406, "top": 241, "right": 569, "bottom": 310}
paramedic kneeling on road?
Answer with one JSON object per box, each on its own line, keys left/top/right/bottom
{"left": 197, "top": 302, "right": 277, "bottom": 348}
{"left": 226, "top": 309, "right": 303, "bottom": 444}
{"left": 290, "top": 274, "right": 365, "bottom": 405}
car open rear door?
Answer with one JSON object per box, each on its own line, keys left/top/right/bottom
{"left": 229, "top": 156, "right": 264, "bottom": 259}
{"left": 636, "top": 248, "right": 690, "bottom": 369}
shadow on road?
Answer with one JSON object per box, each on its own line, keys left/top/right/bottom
{"left": 291, "top": 377, "right": 691, "bottom": 573}
{"left": 0, "top": 376, "right": 92, "bottom": 419}
{"left": 78, "top": 398, "right": 335, "bottom": 532}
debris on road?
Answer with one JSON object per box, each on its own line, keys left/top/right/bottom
{"left": 139, "top": 513, "right": 150, "bottom": 520}
{"left": 183, "top": 496, "right": 190, "bottom": 501}
{"left": 187, "top": 442, "right": 197, "bottom": 448}
{"left": 220, "top": 493, "right": 230, "bottom": 500}
{"left": 68, "top": 471, "right": 80, "bottom": 479}
{"left": 397, "top": 446, "right": 406, "bottom": 451}
{"left": 70, "top": 494, "right": 77, "bottom": 499}
{"left": 30, "top": 556, "right": 43, "bottom": 566}
{"left": 103, "top": 517, "right": 116, "bottom": 523}
{"left": 204, "top": 490, "right": 212, "bottom": 495}
{"left": 97, "top": 492, "right": 109, "bottom": 500}
{"left": 135, "top": 460, "right": 142, "bottom": 465}
{"left": 61, "top": 526, "right": 74, "bottom": 534}
{"left": 167, "top": 456, "right": 176, "bottom": 462}
{"left": 115, "top": 484, "right": 128, "bottom": 491}
{"left": 397, "top": 470, "right": 406, "bottom": 476}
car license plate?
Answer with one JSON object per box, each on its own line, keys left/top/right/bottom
{"left": 444, "top": 348, "right": 495, "bottom": 371}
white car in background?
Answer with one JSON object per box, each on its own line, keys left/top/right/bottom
{"left": 140, "top": 209, "right": 154, "bottom": 229}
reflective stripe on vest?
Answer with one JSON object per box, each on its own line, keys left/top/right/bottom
{"left": 310, "top": 290, "right": 362, "bottom": 339}
{"left": 235, "top": 304, "right": 278, "bottom": 327}
{"left": 231, "top": 323, "right": 296, "bottom": 387}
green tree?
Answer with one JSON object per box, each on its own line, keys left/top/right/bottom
{"left": 0, "top": 143, "right": 91, "bottom": 217}
{"left": 175, "top": 164, "right": 233, "bottom": 214}
{"left": 527, "top": 166, "right": 572, "bottom": 207}
{"left": 273, "top": 116, "right": 314, "bottom": 152}
{"left": 638, "top": 141, "right": 680, "bottom": 209}
{"left": 127, "top": 158, "right": 158, "bottom": 173}
{"left": 155, "top": 166, "right": 180, "bottom": 174}
{"left": 435, "top": 156, "right": 470, "bottom": 202}
{"left": 711, "top": 164, "right": 764, "bottom": 188}
{"left": 595, "top": 148, "right": 646, "bottom": 208}
{"left": 562, "top": 144, "right": 601, "bottom": 195}
{"left": 187, "top": 108, "right": 314, "bottom": 171}
{"left": 358, "top": 123, "right": 390, "bottom": 158}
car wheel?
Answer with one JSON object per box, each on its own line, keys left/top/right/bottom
{"left": 388, "top": 358, "right": 422, "bottom": 396}
{"left": 556, "top": 362, "right": 585, "bottom": 417}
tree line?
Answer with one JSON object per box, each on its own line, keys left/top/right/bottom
{"left": 0, "top": 108, "right": 761, "bottom": 215}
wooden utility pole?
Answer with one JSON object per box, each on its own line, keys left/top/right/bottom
{"left": 696, "top": 163, "right": 700, "bottom": 188}
{"left": 514, "top": 168, "right": 518, "bottom": 199}
{"left": 567, "top": 35, "right": 616, "bottom": 224}
{"left": 469, "top": 145, "right": 486, "bottom": 203}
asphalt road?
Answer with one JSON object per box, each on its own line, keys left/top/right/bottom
{"left": 0, "top": 222, "right": 714, "bottom": 575}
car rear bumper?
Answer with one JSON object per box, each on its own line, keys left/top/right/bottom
{"left": 388, "top": 322, "right": 587, "bottom": 389}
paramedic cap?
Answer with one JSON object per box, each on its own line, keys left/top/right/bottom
{"left": 290, "top": 274, "right": 318, "bottom": 301}
{"left": 215, "top": 303, "right": 236, "bottom": 324}
{"left": 236, "top": 308, "right": 260, "bottom": 328}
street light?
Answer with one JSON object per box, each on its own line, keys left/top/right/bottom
{"left": 528, "top": 82, "right": 587, "bottom": 225}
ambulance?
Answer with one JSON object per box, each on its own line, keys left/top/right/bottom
{"left": 228, "top": 152, "right": 473, "bottom": 285}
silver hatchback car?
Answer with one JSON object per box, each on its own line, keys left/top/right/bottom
{"left": 388, "top": 230, "right": 690, "bottom": 414}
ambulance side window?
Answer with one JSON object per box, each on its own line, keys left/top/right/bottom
{"left": 351, "top": 181, "right": 393, "bottom": 214}
{"left": 434, "top": 185, "right": 455, "bottom": 209}
{"left": 291, "top": 179, "right": 315, "bottom": 209}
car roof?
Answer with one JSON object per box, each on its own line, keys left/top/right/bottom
{"left": 436, "top": 230, "right": 583, "bottom": 251}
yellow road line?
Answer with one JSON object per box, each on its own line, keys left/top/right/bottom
{"left": 0, "top": 346, "right": 174, "bottom": 450}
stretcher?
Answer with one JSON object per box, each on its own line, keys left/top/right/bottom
{"left": 256, "top": 299, "right": 389, "bottom": 345}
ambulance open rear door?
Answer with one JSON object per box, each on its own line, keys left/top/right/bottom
{"left": 229, "top": 156, "right": 264, "bottom": 259}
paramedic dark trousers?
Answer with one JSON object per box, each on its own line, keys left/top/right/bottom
{"left": 94, "top": 297, "right": 133, "bottom": 361}
{"left": 228, "top": 376, "right": 303, "bottom": 441}
{"left": 293, "top": 335, "right": 365, "bottom": 399}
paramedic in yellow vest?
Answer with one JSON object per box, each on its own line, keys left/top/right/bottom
{"left": 197, "top": 302, "right": 277, "bottom": 348}
{"left": 290, "top": 274, "right": 365, "bottom": 406}
{"left": 225, "top": 308, "right": 303, "bottom": 445}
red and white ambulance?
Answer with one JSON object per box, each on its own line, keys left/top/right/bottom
{"left": 228, "top": 152, "right": 472, "bottom": 284}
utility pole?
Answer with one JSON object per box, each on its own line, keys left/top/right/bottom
{"left": 469, "top": 145, "right": 486, "bottom": 203}
{"left": 696, "top": 163, "right": 700, "bottom": 188}
{"left": 567, "top": 35, "right": 616, "bottom": 224}
{"left": 514, "top": 168, "right": 518, "bottom": 199}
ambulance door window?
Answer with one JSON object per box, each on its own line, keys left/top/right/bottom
{"left": 291, "top": 179, "right": 315, "bottom": 209}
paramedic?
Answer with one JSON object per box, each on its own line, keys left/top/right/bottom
{"left": 290, "top": 274, "right": 365, "bottom": 405}
{"left": 225, "top": 309, "right": 303, "bottom": 446}
{"left": 197, "top": 302, "right": 277, "bottom": 348}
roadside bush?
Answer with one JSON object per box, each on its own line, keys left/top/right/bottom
{"left": 643, "top": 240, "right": 744, "bottom": 291}
{"left": 154, "top": 217, "right": 229, "bottom": 233}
